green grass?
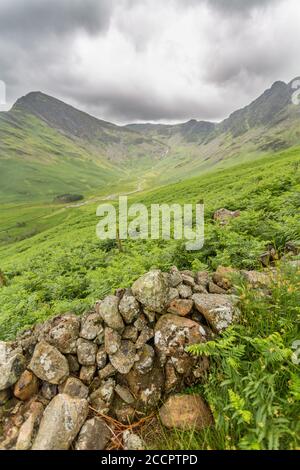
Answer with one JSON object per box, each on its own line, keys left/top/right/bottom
{"left": 0, "top": 143, "right": 299, "bottom": 450}
{"left": 148, "top": 264, "right": 300, "bottom": 450}
{"left": 0, "top": 146, "right": 299, "bottom": 340}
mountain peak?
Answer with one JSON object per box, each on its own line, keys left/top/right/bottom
{"left": 270, "top": 80, "right": 287, "bottom": 90}
{"left": 12, "top": 91, "right": 117, "bottom": 138}
{"left": 13, "top": 91, "right": 60, "bottom": 110}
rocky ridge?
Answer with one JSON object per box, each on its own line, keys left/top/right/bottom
{"left": 0, "top": 266, "right": 275, "bottom": 450}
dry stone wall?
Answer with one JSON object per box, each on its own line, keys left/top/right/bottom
{"left": 0, "top": 266, "right": 269, "bottom": 450}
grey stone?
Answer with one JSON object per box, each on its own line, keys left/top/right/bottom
{"left": 75, "top": 417, "right": 111, "bottom": 450}
{"left": 77, "top": 338, "right": 97, "bottom": 366}
{"left": 123, "top": 430, "right": 144, "bottom": 450}
{"left": 80, "top": 313, "right": 103, "bottom": 341}
{"left": 122, "top": 325, "right": 139, "bottom": 342}
{"left": 115, "top": 385, "right": 135, "bottom": 404}
{"left": 154, "top": 314, "right": 206, "bottom": 368}
{"left": 32, "top": 394, "right": 89, "bottom": 450}
{"left": 41, "top": 382, "right": 57, "bottom": 400}
{"left": 131, "top": 270, "right": 169, "bottom": 313}
{"left": 208, "top": 281, "right": 227, "bottom": 294}
{"left": 59, "top": 377, "right": 88, "bottom": 399}
{"left": 96, "top": 346, "right": 107, "bottom": 369}
{"left": 182, "top": 273, "right": 195, "bottom": 287}
{"left": 66, "top": 354, "right": 80, "bottom": 373}
{"left": 168, "top": 267, "right": 183, "bottom": 287}
{"left": 134, "top": 344, "right": 155, "bottom": 375}
{"left": 193, "top": 293, "right": 240, "bottom": 333}
{"left": 16, "top": 402, "right": 44, "bottom": 450}
{"left": 119, "top": 294, "right": 140, "bottom": 324}
{"left": 135, "top": 326, "right": 154, "bottom": 349}
{"left": 98, "top": 364, "right": 116, "bottom": 381}
{"left": 99, "top": 295, "right": 124, "bottom": 331}
{"left": 47, "top": 314, "right": 80, "bottom": 354}
{"left": 109, "top": 341, "right": 136, "bottom": 374}
{"left": 178, "top": 284, "right": 193, "bottom": 299}
{"left": 0, "top": 342, "right": 25, "bottom": 391}
{"left": 29, "top": 341, "right": 69, "bottom": 385}
{"left": 80, "top": 365, "right": 96, "bottom": 385}
{"left": 104, "top": 328, "right": 121, "bottom": 355}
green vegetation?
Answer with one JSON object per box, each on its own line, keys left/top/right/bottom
{"left": 151, "top": 265, "right": 300, "bottom": 450}
{"left": 0, "top": 116, "right": 299, "bottom": 450}
{"left": 0, "top": 147, "right": 299, "bottom": 341}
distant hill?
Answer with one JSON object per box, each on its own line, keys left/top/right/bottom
{"left": 1, "top": 78, "right": 300, "bottom": 202}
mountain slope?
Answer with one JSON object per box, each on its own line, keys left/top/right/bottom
{"left": 126, "top": 78, "right": 300, "bottom": 185}
{"left": 1, "top": 78, "right": 300, "bottom": 203}
{"left": 0, "top": 93, "right": 166, "bottom": 202}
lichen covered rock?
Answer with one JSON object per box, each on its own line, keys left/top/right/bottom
{"left": 32, "top": 394, "right": 89, "bottom": 450}
{"left": 29, "top": 341, "right": 69, "bottom": 385}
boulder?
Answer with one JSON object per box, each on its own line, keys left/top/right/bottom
{"left": 80, "top": 313, "right": 103, "bottom": 341}
{"left": 125, "top": 360, "right": 164, "bottom": 412}
{"left": 75, "top": 417, "right": 111, "bottom": 450}
{"left": 77, "top": 338, "right": 97, "bottom": 366}
{"left": 213, "top": 266, "right": 237, "bottom": 290}
{"left": 16, "top": 402, "right": 44, "bottom": 450}
{"left": 214, "top": 208, "right": 240, "bottom": 225}
{"left": 193, "top": 294, "right": 240, "bottom": 333}
{"left": 135, "top": 326, "right": 154, "bottom": 349}
{"left": 178, "top": 284, "right": 193, "bottom": 299}
{"left": 41, "top": 382, "right": 57, "bottom": 400}
{"left": 241, "top": 270, "right": 271, "bottom": 288}
{"left": 154, "top": 314, "right": 206, "bottom": 366}
{"left": 208, "top": 281, "right": 227, "bottom": 294}
{"left": 195, "top": 271, "right": 210, "bottom": 288}
{"left": 96, "top": 346, "right": 107, "bottom": 369}
{"left": 134, "top": 344, "right": 155, "bottom": 375}
{"left": 159, "top": 394, "right": 213, "bottom": 430}
{"left": 109, "top": 341, "right": 136, "bottom": 374}
{"left": 32, "top": 394, "right": 89, "bottom": 450}
{"left": 122, "top": 325, "right": 139, "bottom": 342}
{"left": 168, "top": 267, "right": 183, "bottom": 288}
{"left": 99, "top": 295, "right": 124, "bottom": 331}
{"left": 131, "top": 270, "right": 169, "bottom": 313}
{"left": 80, "top": 365, "right": 96, "bottom": 385}
{"left": 115, "top": 384, "right": 135, "bottom": 405}
{"left": 104, "top": 328, "right": 121, "bottom": 355}
{"left": 47, "top": 314, "right": 80, "bottom": 354}
{"left": 0, "top": 342, "right": 25, "bottom": 391}
{"left": 58, "top": 377, "right": 88, "bottom": 399}
{"left": 123, "top": 430, "right": 144, "bottom": 451}
{"left": 29, "top": 341, "right": 69, "bottom": 385}
{"left": 14, "top": 370, "right": 39, "bottom": 401}
{"left": 168, "top": 299, "right": 193, "bottom": 317}
{"left": 119, "top": 293, "right": 140, "bottom": 324}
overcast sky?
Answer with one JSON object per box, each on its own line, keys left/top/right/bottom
{"left": 0, "top": 0, "right": 299, "bottom": 124}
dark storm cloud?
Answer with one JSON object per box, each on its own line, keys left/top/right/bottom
{"left": 0, "top": 0, "right": 298, "bottom": 123}
{"left": 0, "top": 0, "right": 113, "bottom": 38}
{"left": 203, "top": 0, "right": 279, "bottom": 11}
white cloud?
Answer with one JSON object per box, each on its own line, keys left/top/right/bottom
{"left": 0, "top": 0, "right": 299, "bottom": 123}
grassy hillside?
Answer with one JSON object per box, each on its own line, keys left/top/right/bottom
{"left": 2, "top": 80, "right": 300, "bottom": 205}
{"left": 0, "top": 146, "right": 299, "bottom": 340}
